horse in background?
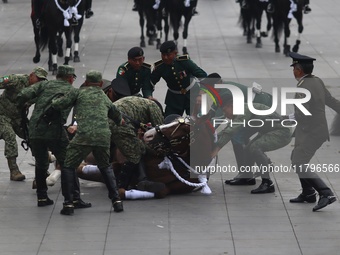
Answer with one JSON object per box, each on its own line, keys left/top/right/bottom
{"left": 272, "top": 0, "right": 304, "bottom": 56}
{"left": 164, "top": 0, "right": 195, "bottom": 54}
{"left": 39, "top": 0, "right": 85, "bottom": 74}
{"left": 137, "top": 0, "right": 157, "bottom": 47}
{"left": 155, "top": 1, "right": 170, "bottom": 50}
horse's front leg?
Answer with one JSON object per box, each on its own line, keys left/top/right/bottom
{"left": 292, "top": 12, "right": 304, "bottom": 53}
{"left": 182, "top": 13, "right": 192, "bottom": 55}
{"left": 32, "top": 18, "right": 41, "bottom": 63}
{"left": 63, "top": 27, "right": 73, "bottom": 65}
{"left": 73, "top": 18, "right": 83, "bottom": 62}
{"left": 48, "top": 35, "right": 58, "bottom": 74}
{"left": 283, "top": 19, "right": 291, "bottom": 56}
{"left": 139, "top": 10, "right": 146, "bottom": 48}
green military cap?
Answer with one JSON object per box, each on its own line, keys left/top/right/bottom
{"left": 86, "top": 70, "right": 102, "bottom": 83}
{"left": 33, "top": 66, "right": 48, "bottom": 79}
{"left": 289, "top": 52, "right": 316, "bottom": 66}
{"left": 57, "top": 65, "right": 76, "bottom": 77}
{"left": 160, "top": 40, "right": 177, "bottom": 54}
{"left": 128, "top": 47, "right": 144, "bottom": 59}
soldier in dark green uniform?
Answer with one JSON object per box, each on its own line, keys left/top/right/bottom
{"left": 116, "top": 47, "right": 154, "bottom": 98}
{"left": 211, "top": 93, "right": 292, "bottom": 194}
{"left": 288, "top": 52, "right": 340, "bottom": 211}
{"left": 0, "top": 67, "right": 47, "bottom": 181}
{"left": 17, "top": 65, "right": 91, "bottom": 209}
{"left": 150, "top": 40, "right": 207, "bottom": 117}
{"left": 197, "top": 73, "right": 274, "bottom": 185}
{"left": 51, "top": 70, "right": 124, "bottom": 215}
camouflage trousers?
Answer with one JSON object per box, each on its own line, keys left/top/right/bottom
{"left": 64, "top": 143, "right": 111, "bottom": 169}
{"left": 0, "top": 116, "right": 18, "bottom": 158}
{"left": 111, "top": 125, "right": 145, "bottom": 164}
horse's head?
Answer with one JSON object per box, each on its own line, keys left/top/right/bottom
{"left": 144, "top": 116, "right": 216, "bottom": 167}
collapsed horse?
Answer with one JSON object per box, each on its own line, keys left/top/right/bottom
{"left": 37, "top": 0, "right": 85, "bottom": 74}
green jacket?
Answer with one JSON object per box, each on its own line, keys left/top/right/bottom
{"left": 0, "top": 74, "right": 30, "bottom": 126}
{"left": 116, "top": 62, "right": 153, "bottom": 97}
{"left": 216, "top": 103, "right": 289, "bottom": 148}
{"left": 17, "top": 80, "right": 75, "bottom": 140}
{"left": 52, "top": 86, "right": 122, "bottom": 147}
{"left": 150, "top": 55, "right": 207, "bottom": 112}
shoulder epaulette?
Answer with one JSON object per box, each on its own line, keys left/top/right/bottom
{"left": 154, "top": 59, "right": 164, "bottom": 69}
{"left": 123, "top": 62, "right": 131, "bottom": 70}
{"left": 176, "top": 54, "right": 190, "bottom": 61}
{"left": 142, "top": 62, "right": 152, "bottom": 69}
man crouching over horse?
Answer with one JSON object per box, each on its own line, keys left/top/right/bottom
{"left": 77, "top": 78, "right": 167, "bottom": 199}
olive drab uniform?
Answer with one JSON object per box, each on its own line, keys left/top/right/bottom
{"left": 17, "top": 79, "right": 75, "bottom": 202}
{"left": 51, "top": 85, "right": 123, "bottom": 211}
{"left": 116, "top": 61, "right": 154, "bottom": 97}
{"left": 110, "top": 96, "right": 164, "bottom": 165}
{"left": 0, "top": 74, "right": 31, "bottom": 181}
{"left": 150, "top": 54, "right": 207, "bottom": 116}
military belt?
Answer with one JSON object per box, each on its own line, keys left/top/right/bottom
{"left": 168, "top": 78, "right": 197, "bottom": 95}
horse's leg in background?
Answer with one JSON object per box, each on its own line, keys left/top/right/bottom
{"left": 156, "top": 7, "right": 168, "bottom": 49}
{"left": 48, "top": 31, "right": 58, "bottom": 74}
{"left": 292, "top": 9, "right": 303, "bottom": 53}
{"left": 146, "top": 7, "right": 156, "bottom": 46}
{"left": 283, "top": 18, "right": 291, "bottom": 56}
{"left": 57, "top": 31, "right": 64, "bottom": 57}
{"left": 63, "top": 26, "right": 73, "bottom": 65}
{"left": 255, "top": 4, "right": 263, "bottom": 48}
{"left": 73, "top": 17, "right": 84, "bottom": 62}
{"left": 32, "top": 17, "right": 41, "bottom": 63}
{"left": 182, "top": 9, "right": 193, "bottom": 55}
{"left": 170, "top": 12, "right": 180, "bottom": 46}
{"left": 138, "top": 8, "right": 146, "bottom": 47}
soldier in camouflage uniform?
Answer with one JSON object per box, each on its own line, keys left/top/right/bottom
{"left": 51, "top": 70, "right": 124, "bottom": 215}
{"left": 150, "top": 40, "right": 207, "bottom": 117}
{"left": 0, "top": 67, "right": 48, "bottom": 181}
{"left": 198, "top": 73, "right": 274, "bottom": 186}
{"left": 116, "top": 47, "right": 154, "bottom": 98}
{"left": 17, "top": 65, "right": 90, "bottom": 210}
{"left": 110, "top": 96, "right": 165, "bottom": 192}
{"left": 211, "top": 93, "right": 292, "bottom": 194}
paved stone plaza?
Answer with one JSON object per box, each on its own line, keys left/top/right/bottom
{"left": 1, "top": 0, "right": 340, "bottom": 254}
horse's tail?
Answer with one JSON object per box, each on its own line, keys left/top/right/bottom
{"left": 39, "top": 25, "right": 49, "bottom": 51}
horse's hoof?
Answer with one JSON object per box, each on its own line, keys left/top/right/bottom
{"left": 247, "top": 37, "right": 252, "bottom": 44}
{"left": 73, "top": 55, "right": 80, "bottom": 62}
{"left": 148, "top": 40, "right": 154, "bottom": 46}
{"left": 260, "top": 31, "right": 268, "bottom": 37}
{"left": 156, "top": 42, "right": 161, "bottom": 50}
{"left": 52, "top": 64, "right": 58, "bottom": 75}
{"left": 182, "top": 47, "right": 188, "bottom": 55}
{"left": 292, "top": 45, "right": 299, "bottom": 53}
{"left": 256, "top": 42, "right": 262, "bottom": 48}
{"left": 275, "top": 45, "right": 280, "bottom": 53}
{"left": 33, "top": 56, "right": 40, "bottom": 64}
{"left": 140, "top": 41, "right": 146, "bottom": 48}
{"left": 64, "top": 57, "right": 70, "bottom": 65}
{"left": 58, "top": 50, "right": 64, "bottom": 58}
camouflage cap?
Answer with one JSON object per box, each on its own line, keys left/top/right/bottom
{"left": 33, "top": 67, "right": 48, "bottom": 79}
{"left": 57, "top": 65, "right": 76, "bottom": 77}
{"left": 86, "top": 70, "right": 102, "bottom": 83}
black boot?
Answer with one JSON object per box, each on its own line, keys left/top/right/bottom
{"left": 73, "top": 175, "right": 92, "bottom": 209}
{"left": 60, "top": 167, "right": 75, "bottom": 215}
{"left": 99, "top": 167, "right": 124, "bottom": 212}
{"left": 118, "top": 162, "right": 137, "bottom": 189}
{"left": 251, "top": 178, "right": 275, "bottom": 194}
{"left": 36, "top": 166, "right": 53, "bottom": 206}
{"left": 136, "top": 159, "right": 166, "bottom": 193}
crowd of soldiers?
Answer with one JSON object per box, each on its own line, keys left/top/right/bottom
{"left": 1, "top": 40, "right": 339, "bottom": 215}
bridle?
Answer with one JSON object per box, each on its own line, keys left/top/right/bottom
{"left": 153, "top": 116, "right": 194, "bottom": 157}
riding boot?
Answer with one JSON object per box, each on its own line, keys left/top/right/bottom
{"left": 60, "top": 167, "right": 75, "bottom": 215}
{"left": 72, "top": 175, "right": 92, "bottom": 209}
{"left": 7, "top": 157, "right": 26, "bottom": 181}
{"left": 118, "top": 162, "right": 137, "bottom": 189}
{"left": 136, "top": 159, "right": 166, "bottom": 193}
{"left": 99, "top": 167, "right": 124, "bottom": 212}
{"left": 35, "top": 164, "right": 53, "bottom": 206}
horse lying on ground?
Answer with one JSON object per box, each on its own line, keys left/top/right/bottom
{"left": 77, "top": 116, "right": 216, "bottom": 199}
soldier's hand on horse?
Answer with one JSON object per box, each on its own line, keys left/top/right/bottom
{"left": 67, "top": 125, "right": 78, "bottom": 134}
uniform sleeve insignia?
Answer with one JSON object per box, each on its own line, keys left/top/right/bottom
{"left": 154, "top": 59, "right": 164, "bottom": 69}
{"left": 176, "top": 54, "right": 190, "bottom": 61}
{"left": 118, "top": 67, "right": 126, "bottom": 76}
{"left": 142, "top": 62, "right": 152, "bottom": 69}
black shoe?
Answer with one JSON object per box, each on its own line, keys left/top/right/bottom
{"left": 312, "top": 195, "right": 336, "bottom": 212}
{"left": 112, "top": 199, "right": 124, "bottom": 212}
{"left": 267, "top": 3, "right": 275, "bottom": 13}
{"left": 132, "top": 4, "right": 138, "bottom": 11}
{"left": 73, "top": 199, "right": 92, "bottom": 209}
{"left": 137, "top": 180, "right": 166, "bottom": 193}
{"left": 304, "top": 5, "right": 311, "bottom": 14}
{"left": 251, "top": 180, "right": 275, "bottom": 194}
{"left": 60, "top": 204, "right": 74, "bottom": 215}
{"left": 37, "top": 197, "right": 54, "bottom": 207}
{"left": 85, "top": 9, "right": 94, "bottom": 19}
{"left": 289, "top": 192, "right": 317, "bottom": 203}
{"left": 227, "top": 178, "right": 256, "bottom": 186}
